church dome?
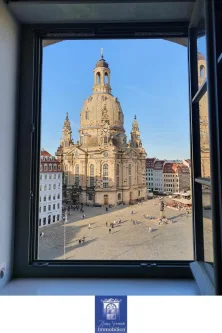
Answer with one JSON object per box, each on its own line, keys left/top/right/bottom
{"left": 80, "top": 93, "right": 123, "bottom": 129}
{"left": 96, "top": 57, "right": 109, "bottom": 68}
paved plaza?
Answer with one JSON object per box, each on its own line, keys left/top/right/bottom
{"left": 38, "top": 197, "right": 213, "bottom": 261}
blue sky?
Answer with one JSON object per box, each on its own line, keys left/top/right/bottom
{"left": 41, "top": 38, "right": 191, "bottom": 160}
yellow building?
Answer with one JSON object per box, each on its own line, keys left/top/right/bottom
{"left": 198, "top": 53, "right": 210, "bottom": 178}
{"left": 56, "top": 53, "right": 147, "bottom": 205}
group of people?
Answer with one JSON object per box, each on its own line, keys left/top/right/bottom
{"left": 106, "top": 218, "right": 122, "bottom": 234}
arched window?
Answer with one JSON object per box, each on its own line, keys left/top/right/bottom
{"left": 86, "top": 110, "right": 88, "bottom": 120}
{"left": 200, "top": 65, "right": 205, "bottom": 78}
{"left": 116, "top": 164, "right": 120, "bottom": 187}
{"left": 103, "top": 164, "right": 109, "bottom": 188}
{"left": 75, "top": 164, "right": 79, "bottom": 186}
{"left": 104, "top": 136, "right": 108, "bottom": 144}
{"left": 97, "top": 72, "right": 101, "bottom": 84}
{"left": 90, "top": 164, "right": 94, "bottom": 187}
{"left": 104, "top": 72, "right": 109, "bottom": 84}
{"left": 118, "top": 193, "right": 121, "bottom": 200}
{"left": 116, "top": 164, "right": 119, "bottom": 175}
{"left": 129, "top": 164, "right": 132, "bottom": 187}
{"left": 118, "top": 112, "right": 121, "bottom": 121}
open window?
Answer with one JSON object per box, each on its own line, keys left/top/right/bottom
{"left": 11, "top": 0, "right": 222, "bottom": 292}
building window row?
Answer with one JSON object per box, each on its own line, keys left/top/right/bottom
{"left": 39, "top": 194, "right": 60, "bottom": 202}
{"left": 41, "top": 164, "right": 61, "bottom": 172}
{"left": 40, "top": 173, "right": 61, "bottom": 180}
{"left": 40, "top": 183, "right": 61, "bottom": 191}
{"left": 40, "top": 203, "right": 60, "bottom": 213}
{"left": 39, "top": 214, "right": 60, "bottom": 226}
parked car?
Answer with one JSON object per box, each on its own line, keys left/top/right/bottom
{"left": 93, "top": 203, "right": 102, "bottom": 207}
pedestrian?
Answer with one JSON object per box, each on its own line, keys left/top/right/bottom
{"left": 82, "top": 236, "right": 85, "bottom": 243}
{"left": 131, "top": 210, "right": 134, "bottom": 215}
{"left": 88, "top": 223, "right": 91, "bottom": 229}
{"left": 109, "top": 228, "right": 111, "bottom": 234}
{"left": 106, "top": 207, "right": 108, "bottom": 212}
{"left": 79, "top": 239, "right": 81, "bottom": 244}
{"left": 148, "top": 226, "right": 152, "bottom": 232}
{"left": 106, "top": 222, "right": 108, "bottom": 227}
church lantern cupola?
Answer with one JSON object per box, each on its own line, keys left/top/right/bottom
{"left": 93, "top": 49, "right": 111, "bottom": 94}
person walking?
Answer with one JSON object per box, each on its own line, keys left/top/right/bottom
{"left": 131, "top": 210, "right": 134, "bottom": 215}
{"left": 109, "top": 228, "right": 112, "bottom": 234}
{"left": 160, "top": 200, "right": 166, "bottom": 219}
{"left": 88, "top": 223, "right": 91, "bottom": 229}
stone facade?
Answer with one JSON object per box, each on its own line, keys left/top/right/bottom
{"left": 56, "top": 54, "right": 147, "bottom": 205}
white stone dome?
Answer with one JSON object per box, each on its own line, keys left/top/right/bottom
{"left": 80, "top": 93, "right": 124, "bottom": 130}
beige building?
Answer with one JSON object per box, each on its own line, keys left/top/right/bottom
{"left": 56, "top": 53, "right": 147, "bottom": 205}
{"left": 198, "top": 53, "right": 210, "bottom": 178}
{"left": 163, "top": 163, "right": 190, "bottom": 193}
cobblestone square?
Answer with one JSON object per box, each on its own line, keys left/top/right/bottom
{"left": 39, "top": 197, "right": 202, "bottom": 261}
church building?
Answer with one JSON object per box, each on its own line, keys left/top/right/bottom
{"left": 56, "top": 52, "right": 147, "bottom": 205}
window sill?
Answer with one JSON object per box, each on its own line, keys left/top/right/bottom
{"left": 0, "top": 278, "right": 200, "bottom": 296}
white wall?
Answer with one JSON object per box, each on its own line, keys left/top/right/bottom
{"left": 0, "top": 2, "right": 19, "bottom": 290}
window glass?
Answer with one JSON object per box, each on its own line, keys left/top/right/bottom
{"left": 38, "top": 38, "right": 192, "bottom": 261}
{"left": 202, "top": 185, "right": 213, "bottom": 263}
{"left": 199, "top": 91, "right": 210, "bottom": 179}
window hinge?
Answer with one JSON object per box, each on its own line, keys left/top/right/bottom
{"left": 140, "top": 263, "right": 157, "bottom": 268}
{"left": 33, "top": 262, "right": 49, "bottom": 267}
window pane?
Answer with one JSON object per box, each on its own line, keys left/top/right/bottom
{"left": 202, "top": 185, "right": 213, "bottom": 263}
{"left": 38, "top": 38, "right": 193, "bottom": 261}
{"left": 199, "top": 91, "right": 211, "bottom": 178}
{"left": 197, "top": 9, "right": 207, "bottom": 80}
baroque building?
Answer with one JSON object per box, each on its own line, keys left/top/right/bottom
{"left": 56, "top": 53, "right": 147, "bottom": 205}
{"left": 198, "top": 53, "right": 210, "bottom": 178}
{"left": 39, "top": 150, "right": 62, "bottom": 227}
